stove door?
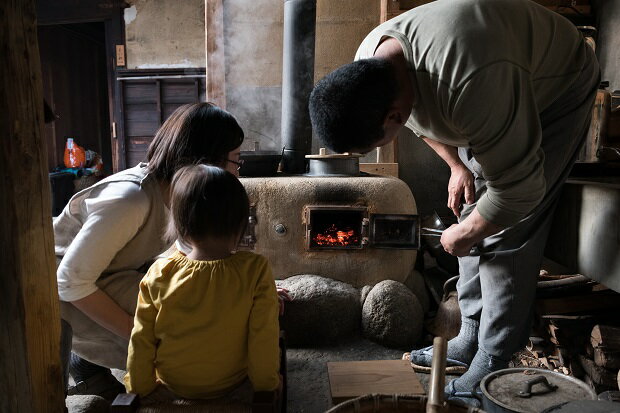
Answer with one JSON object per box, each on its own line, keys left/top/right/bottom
{"left": 369, "top": 214, "right": 420, "bottom": 249}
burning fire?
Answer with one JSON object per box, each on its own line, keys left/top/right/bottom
{"left": 313, "top": 224, "right": 360, "bottom": 246}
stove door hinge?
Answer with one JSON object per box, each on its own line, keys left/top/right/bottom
{"left": 361, "top": 217, "right": 370, "bottom": 247}
{"left": 238, "top": 205, "right": 257, "bottom": 250}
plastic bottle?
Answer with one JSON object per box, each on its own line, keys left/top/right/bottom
{"left": 64, "top": 138, "right": 86, "bottom": 168}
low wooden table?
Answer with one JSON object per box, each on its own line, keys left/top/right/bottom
{"left": 327, "top": 360, "right": 425, "bottom": 405}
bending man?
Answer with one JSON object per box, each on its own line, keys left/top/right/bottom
{"left": 309, "top": 0, "right": 599, "bottom": 402}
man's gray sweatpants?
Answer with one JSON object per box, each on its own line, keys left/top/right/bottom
{"left": 456, "top": 47, "right": 600, "bottom": 361}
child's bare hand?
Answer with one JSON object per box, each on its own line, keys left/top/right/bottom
{"left": 276, "top": 288, "right": 292, "bottom": 315}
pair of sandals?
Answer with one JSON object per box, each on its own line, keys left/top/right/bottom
{"left": 402, "top": 346, "right": 482, "bottom": 407}
{"left": 402, "top": 345, "right": 469, "bottom": 375}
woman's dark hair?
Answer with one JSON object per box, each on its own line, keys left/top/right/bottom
{"left": 147, "top": 103, "right": 244, "bottom": 182}
{"left": 309, "top": 58, "right": 398, "bottom": 153}
{"left": 168, "top": 164, "right": 249, "bottom": 244}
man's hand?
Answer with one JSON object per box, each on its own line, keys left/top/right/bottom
{"left": 448, "top": 164, "right": 474, "bottom": 218}
{"left": 440, "top": 208, "right": 504, "bottom": 257}
{"left": 440, "top": 224, "right": 476, "bottom": 256}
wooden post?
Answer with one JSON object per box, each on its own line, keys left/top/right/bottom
{"left": 205, "top": 0, "right": 226, "bottom": 108}
{"left": 0, "top": 1, "right": 65, "bottom": 412}
{"left": 377, "top": 0, "right": 402, "bottom": 164}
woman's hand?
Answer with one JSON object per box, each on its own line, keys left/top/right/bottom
{"left": 71, "top": 289, "right": 134, "bottom": 340}
{"left": 276, "top": 287, "right": 292, "bottom": 316}
{"left": 447, "top": 164, "right": 475, "bottom": 218}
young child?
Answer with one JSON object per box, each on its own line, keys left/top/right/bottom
{"left": 124, "top": 164, "right": 280, "bottom": 402}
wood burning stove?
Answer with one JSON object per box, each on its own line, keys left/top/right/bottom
{"left": 240, "top": 176, "right": 418, "bottom": 287}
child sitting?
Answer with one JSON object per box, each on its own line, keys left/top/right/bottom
{"left": 124, "top": 164, "right": 280, "bottom": 403}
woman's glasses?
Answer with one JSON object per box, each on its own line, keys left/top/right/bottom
{"left": 226, "top": 158, "right": 244, "bottom": 171}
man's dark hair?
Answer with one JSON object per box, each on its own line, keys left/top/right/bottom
{"left": 309, "top": 58, "right": 398, "bottom": 153}
{"left": 168, "top": 164, "right": 249, "bottom": 244}
{"left": 147, "top": 102, "right": 244, "bottom": 182}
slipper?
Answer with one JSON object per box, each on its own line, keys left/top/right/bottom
{"left": 67, "top": 370, "right": 125, "bottom": 401}
{"left": 402, "top": 349, "right": 468, "bottom": 375}
{"left": 444, "top": 379, "right": 482, "bottom": 408}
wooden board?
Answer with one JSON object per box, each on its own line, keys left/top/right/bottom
{"left": 205, "top": 0, "right": 226, "bottom": 108}
{"left": 360, "top": 162, "right": 399, "bottom": 177}
{"left": 328, "top": 360, "right": 425, "bottom": 405}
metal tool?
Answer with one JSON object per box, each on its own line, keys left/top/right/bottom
{"left": 421, "top": 227, "right": 444, "bottom": 237}
{"left": 420, "top": 220, "right": 484, "bottom": 256}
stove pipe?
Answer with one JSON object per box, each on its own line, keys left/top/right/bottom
{"left": 280, "top": 0, "right": 316, "bottom": 174}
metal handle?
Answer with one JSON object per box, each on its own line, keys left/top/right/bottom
{"left": 442, "top": 276, "right": 459, "bottom": 296}
{"left": 516, "top": 375, "right": 558, "bottom": 398}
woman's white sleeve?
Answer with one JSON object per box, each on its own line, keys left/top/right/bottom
{"left": 56, "top": 182, "right": 150, "bottom": 302}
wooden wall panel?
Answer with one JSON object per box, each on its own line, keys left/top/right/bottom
{"left": 38, "top": 24, "right": 110, "bottom": 171}
{"left": 119, "top": 72, "right": 205, "bottom": 168}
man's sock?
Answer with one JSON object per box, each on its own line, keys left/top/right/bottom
{"left": 445, "top": 347, "right": 509, "bottom": 398}
{"left": 409, "top": 317, "right": 479, "bottom": 367}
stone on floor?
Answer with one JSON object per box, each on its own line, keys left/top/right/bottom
{"left": 66, "top": 395, "right": 109, "bottom": 413}
{"left": 362, "top": 280, "right": 424, "bottom": 348}
{"left": 277, "top": 274, "right": 361, "bottom": 346}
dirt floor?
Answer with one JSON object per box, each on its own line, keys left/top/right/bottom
{"left": 69, "top": 336, "right": 456, "bottom": 412}
{"left": 285, "top": 336, "right": 459, "bottom": 412}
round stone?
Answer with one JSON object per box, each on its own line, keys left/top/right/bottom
{"left": 277, "top": 274, "right": 361, "bottom": 346}
{"left": 362, "top": 280, "right": 424, "bottom": 348}
{"left": 66, "top": 395, "right": 109, "bottom": 413}
{"left": 360, "top": 285, "right": 372, "bottom": 307}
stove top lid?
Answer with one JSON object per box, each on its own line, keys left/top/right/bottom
{"left": 305, "top": 148, "right": 363, "bottom": 159}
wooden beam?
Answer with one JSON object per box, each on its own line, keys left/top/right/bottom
{"left": 377, "top": 0, "right": 402, "bottom": 164}
{"left": 205, "top": 0, "right": 226, "bottom": 108}
{"left": 377, "top": 138, "right": 399, "bottom": 163}
{"left": 0, "top": 0, "right": 65, "bottom": 411}
{"left": 380, "top": 0, "right": 403, "bottom": 23}
{"left": 360, "top": 162, "right": 399, "bottom": 177}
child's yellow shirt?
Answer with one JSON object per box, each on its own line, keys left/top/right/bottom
{"left": 124, "top": 250, "right": 280, "bottom": 399}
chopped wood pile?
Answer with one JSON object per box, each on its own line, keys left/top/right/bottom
{"left": 514, "top": 269, "right": 620, "bottom": 393}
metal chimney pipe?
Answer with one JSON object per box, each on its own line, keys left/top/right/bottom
{"left": 280, "top": 0, "right": 317, "bottom": 174}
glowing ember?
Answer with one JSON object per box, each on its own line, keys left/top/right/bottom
{"left": 313, "top": 224, "right": 360, "bottom": 246}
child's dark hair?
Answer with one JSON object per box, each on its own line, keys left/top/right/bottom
{"left": 147, "top": 103, "right": 244, "bottom": 182}
{"left": 168, "top": 164, "right": 249, "bottom": 244}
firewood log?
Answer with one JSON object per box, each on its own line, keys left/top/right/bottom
{"left": 579, "top": 355, "right": 618, "bottom": 387}
{"left": 593, "top": 347, "right": 620, "bottom": 369}
{"left": 591, "top": 325, "right": 620, "bottom": 350}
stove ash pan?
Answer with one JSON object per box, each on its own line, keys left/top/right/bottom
{"left": 240, "top": 176, "right": 417, "bottom": 288}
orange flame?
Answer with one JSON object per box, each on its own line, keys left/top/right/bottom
{"left": 313, "top": 224, "right": 359, "bottom": 246}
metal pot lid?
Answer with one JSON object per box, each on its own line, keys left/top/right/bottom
{"left": 541, "top": 400, "right": 620, "bottom": 413}
{"left": 480, "top": 368, "right": 596, "bottom": 413}
{"left": 305, "top": 148, "right": 361, "bottom": 176}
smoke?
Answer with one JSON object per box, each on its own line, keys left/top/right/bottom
{"left": 219, "top": 0, "right": 286, "bottom": 152}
